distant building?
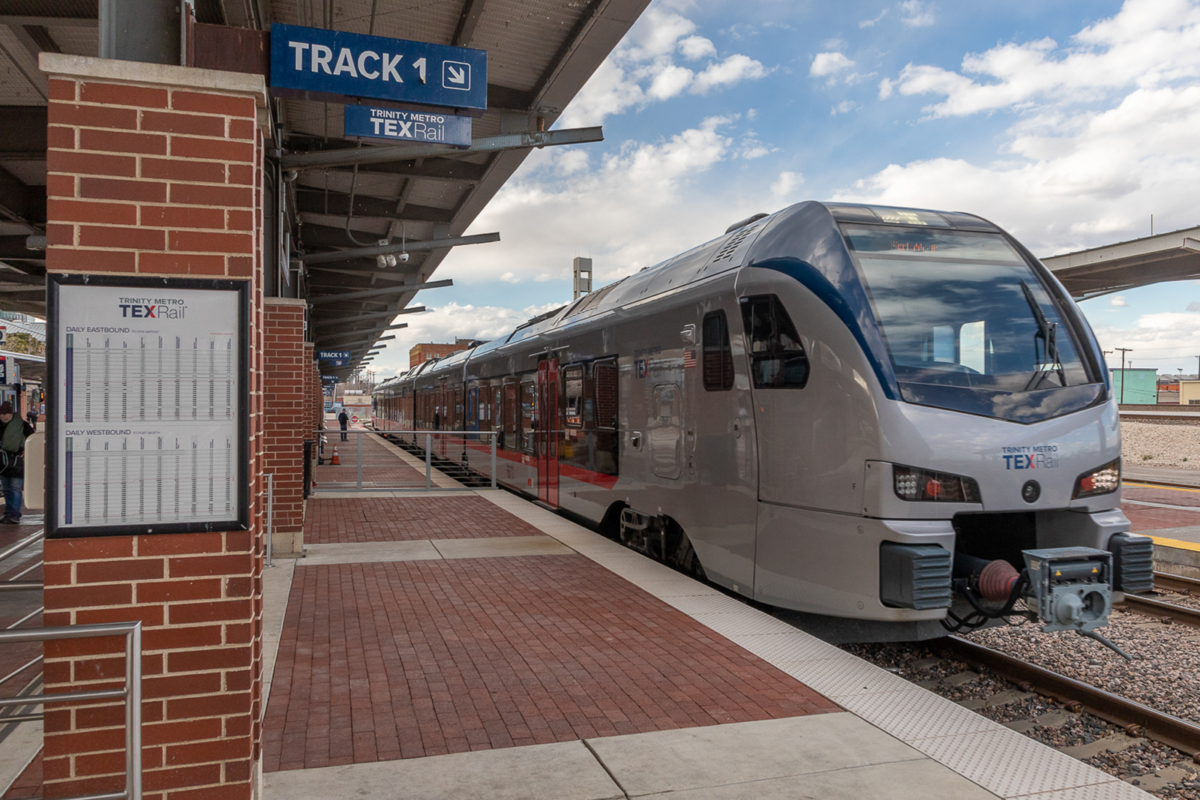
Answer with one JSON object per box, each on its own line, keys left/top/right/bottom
{"left": 1111, "top": 368, "right": 1158, "bottom": 405}
{"left": 1181, "top": 380, "right": 1200, "bottom": 406}
{"left": 409, "top": 338, "right": 483, "bottom": 368}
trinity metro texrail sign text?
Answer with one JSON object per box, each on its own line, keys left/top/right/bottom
{"left": 345, "top": 105, "right": 471, "bottom": 146}
{"left": 269, "top": 23, "right": 487, "bottom": 113}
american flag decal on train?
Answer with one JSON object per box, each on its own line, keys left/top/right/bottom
{"left": 683, "top": 349, "right": 696, "bottom": 369}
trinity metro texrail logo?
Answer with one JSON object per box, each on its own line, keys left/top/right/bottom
{"left": 117, "top": 297, "right": 187, "bottom": 319}
{"left": 1001, "top": 444, "right": 1059, "bottom": 470}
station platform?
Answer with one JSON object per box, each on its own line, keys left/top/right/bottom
{"left": 253, "top": 433, "right": 1154, "bottom": 800}
{"left": 1122, "top": 479, "right": 1200, "bottom": 579}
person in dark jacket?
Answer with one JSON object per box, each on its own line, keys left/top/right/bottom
{"left": 0, "top": 401, "right": 34, "bottom": 524}
{"left": 338, "top": 409, "right": 350, "bottom": 441}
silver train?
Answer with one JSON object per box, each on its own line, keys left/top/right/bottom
{"left": 372, "top": 201, "right": 1153, "bottom": 643}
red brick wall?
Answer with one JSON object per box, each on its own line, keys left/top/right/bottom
{"left": 42, "top": 57, "right": 267, "bottom": 800}
{"left": 262, "top": 301, "right": 306, "bottom": 551}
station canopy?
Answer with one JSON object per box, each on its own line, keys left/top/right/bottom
{"left": 0, "top": 0, "right": 650, "bottom": 373}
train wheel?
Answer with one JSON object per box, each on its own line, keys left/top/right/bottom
{"left": 667, "top": 523, "right": 706, "bottom": 581}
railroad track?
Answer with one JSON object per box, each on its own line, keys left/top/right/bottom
{"left": 1115, "top": 572, "right": 1200, "bottom": 628}
{"left": 944, "top": 636, "right": 1200, "bottom": 762}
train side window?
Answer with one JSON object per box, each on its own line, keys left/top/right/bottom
{"left": 593, "top": 360, "right": 618, "bottom": 429}
{"left": 503, "top": 384, "right": 517, "bottom": 436}
{"left": 521, "top": 380, "right": 537, "bottom": 453}
{"left": 563, "top": 366, "right": 584, "bottom": 428}
{"left": 702, "top": 311, "right": 734, "bottom": 391}
{"left": 740, "top": 295, "right": 809, "bottom": 389}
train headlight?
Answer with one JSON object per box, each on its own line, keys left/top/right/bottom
{"left": 1072, "top": 458, "right": 1120, "bottom": 499}
{"left": 892, "top": 465, "right": 981, "bottom": 503}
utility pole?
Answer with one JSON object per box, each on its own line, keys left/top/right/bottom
{"left": 1114, "top": 348, "right": 1133, "bottom": 404}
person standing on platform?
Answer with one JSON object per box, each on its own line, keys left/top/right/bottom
{"left": 0, "top": 402, "right": 33, "bottom": 525}
{"left": 338, "top": 408, "right": 350, "bottom": 442}
{"left": 25, "top": 405, "right": 37, "bottom": 432}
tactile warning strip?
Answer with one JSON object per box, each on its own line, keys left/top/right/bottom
{"left": 478, "top": 490, "right": 1153, "bottom": 800}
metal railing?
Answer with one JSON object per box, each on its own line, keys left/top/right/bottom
{"left": 311, "top": 428, "right": 497, "bottom": 492}
{"left": 0, "top": 530, "right": 143, "bottom": 800}
{"left": 0, "top": 622, "right": 143, "bottom": 800}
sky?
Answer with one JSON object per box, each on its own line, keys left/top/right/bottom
{"left": 363, "top": 0, "right": 1200, "bottom": 379}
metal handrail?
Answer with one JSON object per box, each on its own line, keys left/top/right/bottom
{"left": 313, "top": 428, "right": 498, "bottom": 492}
{"left": 0, "top": 622, "right": 143, "bottom": 800}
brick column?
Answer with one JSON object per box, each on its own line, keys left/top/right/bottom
{"left": 262, "top": 300, "right": 306, "bottom": 556}
{"left": 40, "top": 53, "right": 268, "bottom": 800}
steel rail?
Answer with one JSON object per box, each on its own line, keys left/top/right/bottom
{"left": 1120, "top": 594, "right": 1200, "bottom": 627}
{"left": 944, "top": 637, "right": 1200, "bottom": 760}
{"left": 1154, "top": 571, "right": 1200, "bottom": 594}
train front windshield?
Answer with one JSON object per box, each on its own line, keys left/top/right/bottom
{"left": 842, "top": 225, "right": 1101, "bottom": 422}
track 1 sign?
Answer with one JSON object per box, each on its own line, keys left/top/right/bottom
{"left": 269, "top": 23, "right": 487, "bottom": 114}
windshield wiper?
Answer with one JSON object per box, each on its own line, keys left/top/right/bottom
{"left": 1021, "top": 280, "right": 1066, "bottom": 391}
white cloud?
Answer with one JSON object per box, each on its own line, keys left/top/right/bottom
{"left": 810, "top": 52, "right": 855, "bottom": 77}
{"left": 560, "top": 8, "right": 770, "bottom": 126}
{"left": 882, "top": 0, "right": 1200, "bottom": 118}
{"left": 899, "top": 0, "right": 936, "bottom": 28}
{"left": 438, "top": 116, "right": 777, "bottom": 301}
{"left": 1111, "top": 295, "right": 1128, "bottom": 307}
{"left": 1188, "top": 301, "right": 1200, "bottom": 312}
{"left": 678, "top": 35, "right": 716, "bottom": 60}
{"left": 1084, "top": 309, "right": 1200, "bottom": 375}
{"left": 832, "top": 100, "right": 861, "bottom": 115}
{"left": 859, "top": 9, "right": 888, "bottom": 28}
{"left": 647, "top": 64, "right": 695, "bottom": 100}
{"left": 369, "top": 303, "right": 562, "bottom": 378}
{"left": 691, "top": 54, "right": 769, "bottom": 94}
{"left": 770, "top": 171, "right": 805, "bottom": 203}
{"left": 740, "top": 139, "right": 771, "bottom": 159}
{"left": 840, "top": 1, "right": 1200, "bottom": 256}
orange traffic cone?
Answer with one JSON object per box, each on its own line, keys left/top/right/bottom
{"left": 331, "top": 446, "right": 340, "bottom": 465}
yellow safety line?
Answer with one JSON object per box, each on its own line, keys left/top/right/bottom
{"left": 1149, "top": 536, "right": 1200, "bottom": 553}
{"left": 1123, "top": 481, "right": 1200, "bottom": 493}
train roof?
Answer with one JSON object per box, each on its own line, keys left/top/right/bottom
{"left": 377, "top": 200, "right": 998, "bottom": 388}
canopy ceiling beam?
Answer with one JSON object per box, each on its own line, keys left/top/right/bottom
{"left": 281, "top": 127, "right": 603, "bottom": 170}
{"left": 294, "top": 191, "right": 455, "bottom": 223}
{"left": 310, "top": 306, "right": 427, "bottom": 329}
{"left": 308, "top": 279, "right": 453, "bottom": 305}
{"left": 319, "top": 324, "right": 409, "bottom": 344}
{"left": 299, "top": 232, "right": 499, "bottom": 265}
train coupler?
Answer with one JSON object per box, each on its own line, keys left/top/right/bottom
{"left": 1022, "top": 547, "right": 1113, "bottom": 633}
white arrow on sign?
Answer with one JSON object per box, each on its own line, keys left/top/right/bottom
{"left": 447, "top": 65, "right": 466, "bottom": 84}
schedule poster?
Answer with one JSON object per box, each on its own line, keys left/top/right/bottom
{"left": 47, "top": 276, "right": 249, "bottom": 537}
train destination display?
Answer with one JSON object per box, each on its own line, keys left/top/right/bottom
{"left": 49, "top": 278, "right": 248, "bottom": 536}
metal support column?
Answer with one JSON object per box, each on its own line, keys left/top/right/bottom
{"left": 265, "top": 473, "right": 274, "bottom": 568}
{"left": 490, "top": 433, "right": 497, "bottom": 489}
{"left": 356, "top": 432, "right": 363, "bottom": 490}
{"left": 425, "top": 434, "right": 432, "bottom": 490}
{"left": 100, "top": 0, "right": 183, "bottom": 65}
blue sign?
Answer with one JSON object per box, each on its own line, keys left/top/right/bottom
{"left": 269, "top": 23, "right": 487, "bottom": 113}
{"left": 318, "top": 350, "right": 351, "bottom": 361}
{"left": 321, "top": 374, "right": 340, "bottom": 383}
{"left": 345, "top": 105, "right": 472, "bottom": 147}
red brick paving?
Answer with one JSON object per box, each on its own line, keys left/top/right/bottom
{"left": 313, "top": 434, "right": 426, "bottom": 487}
{"left": 305, "top": 496, "right": 546, "bottom": 544}
{"left": 1122, "top": 503, "right": 1200, "bottom": 532}
{"left": 1123, "top": 485, "right": 1200, "bottom": 507}
{"left": 263, "top": 555, "right": 838, "bottom": 772}
{"left": 1, "top": 753, "right": 40, "bottom": 799}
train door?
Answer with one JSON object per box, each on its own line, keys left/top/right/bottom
{"left": 467, "top": 385, "right": 479, "bottom": 432}
{"left": 537, "top": 358, "right": 560, "bottom": 506}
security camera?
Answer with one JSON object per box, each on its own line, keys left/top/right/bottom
{"left": 398, "top": 252, "right": 410, "bottom": 263}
